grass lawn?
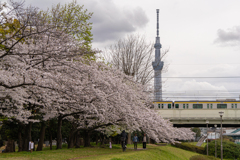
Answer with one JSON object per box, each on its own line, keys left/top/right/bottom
{"left": 81, "top": 144, "right": 199, "bottom": 160}
{"left": 0, "top": 143, "right": 220, "bottom": 160}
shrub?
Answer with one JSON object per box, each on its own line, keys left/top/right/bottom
{"left": 205, "top": 140, "right": 240, "bottom": 159}
{"left": 189, "top": 155, "right": 218, "bottom": 160}
{"left": 172, "top": 143, "right": 205, "bottom": 154}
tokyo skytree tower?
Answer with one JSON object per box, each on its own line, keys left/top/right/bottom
{"left": 152, "top": 9, "right": 164, "bottom": 101}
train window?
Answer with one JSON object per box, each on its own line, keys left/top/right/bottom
{"left": 207, "top": 104, "right": 209, "bottom": 109}
{"left": 235, "top": 104, "right": 237, "bottom": 108}
{"left": 187, "top": 104, "right": 189, "bottom": 108}
{"left": 217, "top": 104, "right": 227, "bottom": 109}
{"left": 183, "top": 104, "right": 185, "bottom": 109}
{"left": 193, "top": 104, "right": 203, "bottom": 109}
{"left": 175, "top": 104, "right": 179, "bottom": 109}
{"left": 168, "top": 104, "right": 171, "bottom": 109}
{"left": 210, "top": 104, "right": 213, "bottom": 109}
{"left": 162, "top": 104, "right": 164, "bottom": 109}
{"left": 232, "top": 104, "right": 234, "bottom": 108}
{"left": 158, "top": 104, "right": 160, "bottom": 109}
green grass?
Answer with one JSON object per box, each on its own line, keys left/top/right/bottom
{"left": 0, "top": 143, "right": 221, "bottom": 160}
{"left": 81, "top": 145, "right": 200, "bottom": 160}
{"left": 0, "top": 147, "right": 121, "bottom": 160}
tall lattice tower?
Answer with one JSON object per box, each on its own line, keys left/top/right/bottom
{"left": 152, "top": 9, "right": 164, "bottom": 101}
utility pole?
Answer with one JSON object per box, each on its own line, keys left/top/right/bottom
{"left": 214, "top": 124, "right": 217, "bottom": 158}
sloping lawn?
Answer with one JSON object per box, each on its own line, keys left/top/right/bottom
{"left": 0, "top": 143, "right": 221, "bottom": 160}
{"left": 80, "top": 145, "right": 199, "bottom": 160}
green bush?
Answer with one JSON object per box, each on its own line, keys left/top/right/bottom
{"left": 205, "top": 140, "right": 240, "bottom": 159}
{"left": 189, "top": 155, "right": 218, "bottom": 160}
{"left": 172, "top": 142, "right": 205, "bottom": 154}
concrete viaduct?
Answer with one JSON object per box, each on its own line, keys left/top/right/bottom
{"left": 158, "top": 109, "right": 240, "bottom": 127}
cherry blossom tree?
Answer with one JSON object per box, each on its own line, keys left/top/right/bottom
{"left": 0, "top": 0, "right": 94, "bottom": 151}
{"left": 0, "top": 0, "right": 194, "bottom": 152}
{"left": 48, "top": 60, "right": 195, "bottom": 144}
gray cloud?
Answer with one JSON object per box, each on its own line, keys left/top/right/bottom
{"left": 87, "top": 1, "right": 149, "bottom": 43}
{"left": 215, "top": 26, "right": 240, "bottom": 45}
{"left": 24, "top": 0, "right": 149, "bottom": 44}
{"left": 24, "top": 0, "right": 60, "bottom": 10}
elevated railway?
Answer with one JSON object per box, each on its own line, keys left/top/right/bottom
{"left": 153, "top": 100, "right": 240, "bottom": 127}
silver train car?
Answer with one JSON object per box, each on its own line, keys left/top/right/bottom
{"left": 153, "top": 100, "right": 240, "bottom": 109}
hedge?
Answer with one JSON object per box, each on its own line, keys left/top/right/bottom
{"left": 189, "top": 155, "right": 218, "bottom": 160}
{"left": 172, "top": 142, "right": 205, "bottom": 154}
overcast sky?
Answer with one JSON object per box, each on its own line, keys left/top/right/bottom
{"left": 21, "top": 0, "right": 240, "bottom": 100}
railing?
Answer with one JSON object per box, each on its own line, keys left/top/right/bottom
{"left": 196, "top": 135, "right": 207, "bottom": 146}
{"left": 161, "top": 114, "right": 240, "bottom": 118}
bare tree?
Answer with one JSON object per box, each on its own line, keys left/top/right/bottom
{"left": 103, "top": 34, "right": 168, "bottom": 85}
{"left": 103, "top": 34, "right": 169, "bottom": 144}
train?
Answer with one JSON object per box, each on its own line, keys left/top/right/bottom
{"left": 153, "top": 100, "right": 240, "bottom": 110}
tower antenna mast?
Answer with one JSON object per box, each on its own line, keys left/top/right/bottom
{"left": 157, "top": 9, "right": 159, "bottom": 37}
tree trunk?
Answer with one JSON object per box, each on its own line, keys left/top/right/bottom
{"left": 80, "top": 138, "right": 84, "bottom": 146}
{"left": 100, "top": 134, "right": 104, "bottom": 145}
{"left": 48, "top": 121, "right": 52, "bottom": 150}
{"left": 36, "top": 122, "right": 46, "bottom": 151}
{"left": 22, "top": 125, "right": 27, "bottom": 151}
{"left": 95, "top": 134, "right": 99, "bottom": 145}
{"left": 56, "top": 116, "right": 62, "bottom": 149}
{"left": 68, "top": 123, "right": 77, "bottom": 148}
{"left": 18, "top": 127, "right": 22, "bottom": 152}
{"left": 68, "top": 129, "right": 74, "bottom": 148}
{"left": 49, "top": 132, "right": 52, "bottom": 150}
{"left": 83, "top": 130, "right": 91, "bottom": 147}
{"left": 127, "top": 132, "right": 131, "bottom": 145}
{"left": 33, "top": 141, "right": 35, "bottom": 151}
{"left": 6, "top": 139, "right": 15, "bottom": 152}
{"left": 28, "top": 122, "right": 32, "bottom": 151}
{"left": 75, "top": 131, "right": 80, "bottom": 148}
{"left": 22, "top": 123, "right": 32, "bottom": 151}
{"left": 28, "top": 122, "right": 32, "bottom": 142}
